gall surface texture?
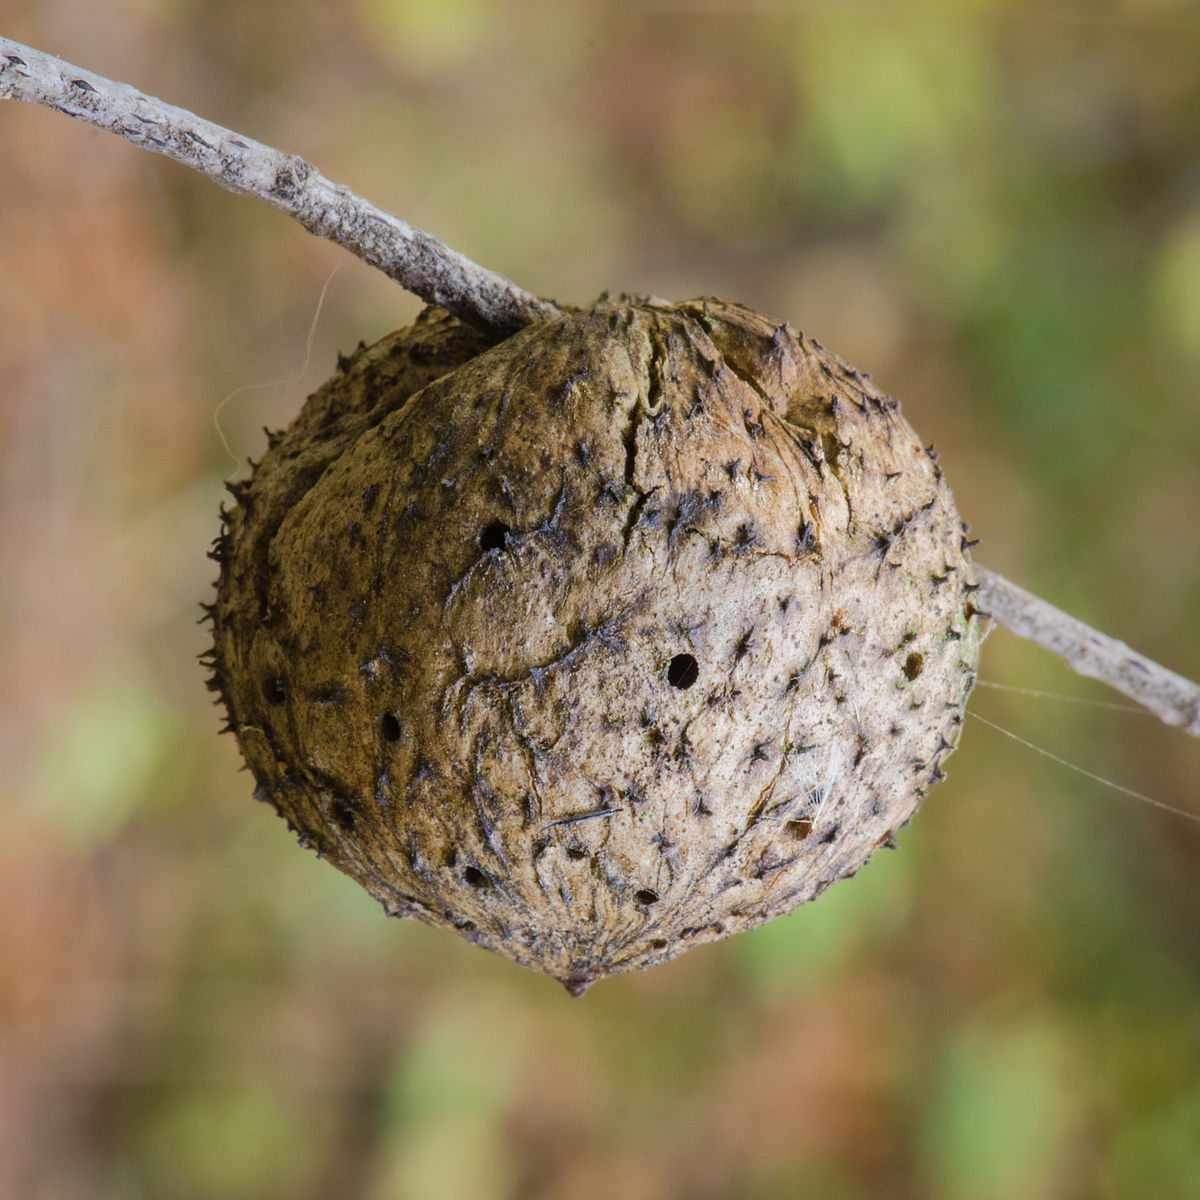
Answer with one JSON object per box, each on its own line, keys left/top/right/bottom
{"left": 209, "top": 298, "right": 984, "bottom": 993}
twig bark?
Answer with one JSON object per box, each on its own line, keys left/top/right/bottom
{"left": 0, "top": 36, "right": 557, "bottom": 338}
{"left": 975, "top": 566, "right": 1200, "bottom": 737}
{"left": 3, "top": 36, "right": 1198, "bottom": 737}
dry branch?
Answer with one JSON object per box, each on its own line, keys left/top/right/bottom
{"left": 0, "top": 36, "right": 556, "bottom": 338}
{"left": 4, "top": 34, "right": 1198, "bottom": 737}
{"left": 975, "top": 566, "right": 1200, "bottom": 737}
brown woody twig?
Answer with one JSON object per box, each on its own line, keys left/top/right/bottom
{"left": 0, "top": 35, "right": 556, "bottom": 338}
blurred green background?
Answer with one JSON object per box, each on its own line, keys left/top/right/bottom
{"left": 2, "top": 1, "right": 1199, "bottom": 1197}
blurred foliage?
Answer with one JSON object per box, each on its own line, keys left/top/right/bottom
{"left": 917, "top": 1017, "right": 1075, "bottom": 1200}
{"left": 1, "top": 1, "right": 1198, "bottom": 1197}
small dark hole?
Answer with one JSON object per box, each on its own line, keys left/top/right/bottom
{"left": 785, "top": 817, "right": 814, "bottom": 840}
{"left": 903, "top": 651, "right": 925, "bottom": 682}
{"left": 380, "top": 712, "right": 401, "bottom": 742}
{"left": 262, "top": 676, "right": 286, "bottom": 705}
{"left": 566, "top": 848, "right": 587, "bottom": 861}
{"left": 635, "top": 889, "right": 659, "bottom": 905}
{"left": 650, "top": 938, "right": 668, "bottom": 950}
{"left": 820, "top": 825, "right": 839, "bottom": 845}
{"left": 666, "top": 653, "right": 699, "bottom": 689}
{"left": 462, "top": 865, "right": 491, "bottom": 888}
{"left": 480, "top": 521, "right": 511, "bottom": 552}
{"left": 330, "top": 797, "right": 357, "bottom": 832}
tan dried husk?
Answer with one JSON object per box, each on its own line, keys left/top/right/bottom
{"left": 207, "top": 297, "right": 985, "bottom": 994}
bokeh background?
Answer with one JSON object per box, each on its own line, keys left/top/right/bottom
{"left": 2, "top": 1, "right": 1199, "bottom": 1197}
